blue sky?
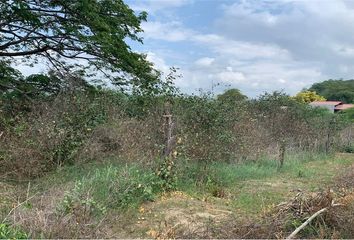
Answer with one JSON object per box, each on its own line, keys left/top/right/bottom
{"left": 124, "top": 0, "right": 354, "bottom": 97}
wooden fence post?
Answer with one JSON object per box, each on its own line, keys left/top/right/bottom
{"left": 162, "top": 102, "right": 176, "bottom": 158}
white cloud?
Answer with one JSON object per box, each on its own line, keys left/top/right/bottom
{"left": 146, "top": 51, "right": 171, "bottom": 74}
{"left": 215, "top": 0, "right": 354, "bottom": 66}
{"left": 217, "top": 70, "right": 246, "bottom": 84}
{"left": 191, "top": 33, "right": 291, "bottom": 61}
{"left": 140, "top": 17, "right": 323, "bottom": 96}
{"left": 278, "top": 78, "right": 286, "bottom": 84}
{"left": 142, "top": 21, "right": 194, "bottom": 42}
{"left": 194, "top": 57, "right": 215, "bottom": 67}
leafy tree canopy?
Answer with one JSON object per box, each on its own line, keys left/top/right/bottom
{"left": 294, "top": 90, "right": 326, "bottom": 103}
{"left": 309, "top": 79, "right": 354, "bottom": 103}
{"left": 0, "top": 0, "right": 160, "bottom": 93}
{"left": 217, "top": 88, "right": 247, "bottom": 103}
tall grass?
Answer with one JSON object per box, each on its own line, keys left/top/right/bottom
{"left": 175, "top": 151, "right": 334, "bottom": 195}
{"left": 58, "top": 163, "right": 164, "bottom": 214}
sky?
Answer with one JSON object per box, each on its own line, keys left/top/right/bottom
{"left": 123, "top": 0, "right": 354, "bottom": 97}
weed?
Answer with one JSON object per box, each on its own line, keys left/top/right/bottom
{"left": 0, "top": 224, "right": 28, "bottom": 239}
{"left": 58, "top": 181, "right": 107, "bottom": 221}
{"left": 156, "top": 157, "right": 177, "bottom": 191}
{"left": 58, "top": 165, "right": 166, "bottom": 211}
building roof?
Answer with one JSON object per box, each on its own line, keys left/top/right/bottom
{"left": 335, "top": 104, "right": 354, "bottom": 110}
{"left": 309, "top": 100, "right": 354, "bottom": 112}
{"left": 310, "top": 101, "right": 342, "bottom": 106}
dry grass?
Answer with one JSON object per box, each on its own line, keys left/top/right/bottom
{"left": 5, "top": 184, "right": 115, "bottom": 238}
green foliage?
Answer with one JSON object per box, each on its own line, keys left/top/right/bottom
{"left": 61, "top": 165, "right": 166, "bottom": 210}
{"left": 0, "top": 0, "right": 161, "bottom": 92}
{"left": 339, "top": 107, "right": 354, "bottom": 122}
{"left": 216, "top": 88, "right": 247, "bottom": 103}
{"left": 254, "top": 92, "right": 308, "bottom": 141}
{"left": 343, "top": 144, "right": 354, "bottom": 153}
{"left": 1, "top": 85, "right": 351, "bottom": 179}
{"left": 59, "top": 181, "right": 107, "bottom": 217}
{"left": 309, "top": 79, "right": 354, "bottom": 103}
{"left": 125, "top": 67, "right": 180, "bottom": 118}
{"left": 174, "top": 93, "right": 246, "bottom": 162}
{"left": 50, "top": 92, "right": 109, "bottom": 165}
{"left": 175, "top": 151, "right": 337, "bottom": 201}
{"left": 156, "top": 157, "right": 177, "bottom": 191}
{"left": 0, "top": 223, "right": 28, "bottom": 239}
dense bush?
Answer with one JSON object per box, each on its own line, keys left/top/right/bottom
{"left": 0, "top": 84, "right": 352, "bottom": 179}
{"left": 0, "top": 90, "right": 122, "bottom": 177}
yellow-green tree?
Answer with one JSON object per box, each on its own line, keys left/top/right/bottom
{"left": 294, "top": 91, "right": 326, "bottom": 103}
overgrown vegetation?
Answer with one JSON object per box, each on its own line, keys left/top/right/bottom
{"left": 1, "top": 73, "right": 353, "bottom": 238}
{"left": 1, "top": 1, "right": 354, "bottom": 238}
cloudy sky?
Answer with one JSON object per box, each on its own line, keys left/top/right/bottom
{"left": 124, "top": 0, "right": 354, "bottom": 97}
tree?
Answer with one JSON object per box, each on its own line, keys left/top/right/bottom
{"left": 294, "top": 90, "right": 326, "bottom": 103}
{"left": 255, "top": 91, "right": 311, "bottom": 168}
{"left": 217, "top": 88, "right": 247, "bottom": 103}
{"left": 0, "top": 0, "right": 159, "bottom": 92}
{"left": 309, "top": 80, "right": 354, "bottom": 103}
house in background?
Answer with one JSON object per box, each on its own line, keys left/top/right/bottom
{"left": 310, "top": 101, "right": 354, "bottom": 113}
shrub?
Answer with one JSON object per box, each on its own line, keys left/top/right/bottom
{"left": 156, "top": 157, "right": 177, "bottom": 191}
{"left": 0, "top": 90, "right": 119, "bottom": 178}
{"left": 59, "top": 181, "right": 107, "bottom": 223}
{"left": 343, "top": 144, "right": 354, "bottom": 153}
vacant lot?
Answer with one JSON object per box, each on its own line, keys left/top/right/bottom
{"left": 1, "top": 152, "right": 354, "bottom": 238}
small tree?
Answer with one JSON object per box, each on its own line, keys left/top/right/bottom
{"left": 217, "top": 88, "right": 247, "bottom": 103}
{"left": 255, "top": 91, "right": 310, "bottom": 168}
{"left": 294, "top": 91, "right": 326, "bottom": 103}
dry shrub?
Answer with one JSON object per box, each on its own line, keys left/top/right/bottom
{"left": 8, "top": 186, "right": 114, "bottom": 239}
{"left": 0, "top": 92, "right": 117, "bottom": 179}
{"left": 174, "top": 189, "right": 354, "bottom": 239}
{"left": 0, "top": 129, "right": 50, "bottom": 179}
{"left": 116, "top": 117, "right": 163, "bottom": 163}
{"left": 77, "top": 124, "right": 123, "bottom": 161}
{"left": 327, "top": 194, "right": 354, "bottom": 238}
{"left": 78, "top": 112, "right": 164, "bottom": 164}
{"left": 336, "top": 162, "right": 354, "bottom": 189}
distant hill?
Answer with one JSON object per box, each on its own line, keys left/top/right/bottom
{"left": 309, "top": 79, "right": 354, "bottom": 103}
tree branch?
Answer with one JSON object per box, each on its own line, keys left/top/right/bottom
{"left": 0, "top": 45, "right": 50, "bottom": 56}
{"left": 286, "top": 203, "right": 343, "bottom": 239}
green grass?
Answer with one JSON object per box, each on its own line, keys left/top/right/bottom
{"left": 175, "top": 152, "right": 354, "bottom": 214}
{"left": 6, "top": 151, "right": 354, "bottom": 222}
{"left": 0, "top": 223, "right": 28, "bottom": 239}
{"left": 55, "top": 163, "right": 165, "bottom": 214}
